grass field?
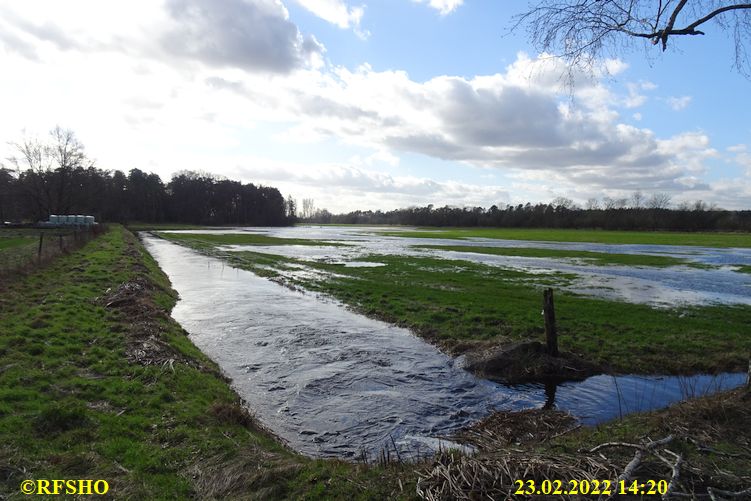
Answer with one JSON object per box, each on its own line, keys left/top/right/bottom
{"left": 0, "top": 236, "right": 35, "bottom": 250}
{"left": 160, "top": 232, "right": 348, "bottom": 248}
{"left": 0, "top": 226, "right": 413, "bottom": 500}
{"left": 381, "top": 227, "right": 751, "bottom": 248}
{"left": 157, "top": 232, "right": 751, "bottom": 375}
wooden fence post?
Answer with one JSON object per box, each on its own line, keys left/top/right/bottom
{"left": 37, "top": 233, "right": 44, "bottom": 262}
{"left": 543, "top": 288, "right": 559, "bottom": 357}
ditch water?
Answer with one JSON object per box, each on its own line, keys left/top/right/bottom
{"left": 143, "top": 235, "right": 746, "bottom": 460}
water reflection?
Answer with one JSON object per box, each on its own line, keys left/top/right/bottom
{"left": 524, "top": 373, "right": 746, "bottom": 425}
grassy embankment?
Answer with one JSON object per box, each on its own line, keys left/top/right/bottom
{"left": 380, "top": 227, "right": 751, "bottom": 248}
{"left": 157, "top": 231, "right": 751, "bottom": 375}
{"left": 0, "top": 225, "right": 413, "bottom": 500}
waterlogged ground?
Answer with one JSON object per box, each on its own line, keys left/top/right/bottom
{"left": 163, "top": 226, "right": 751, "bottom": 307}
{"left": 143, "top": 234, "right": 747, "bottom": 460}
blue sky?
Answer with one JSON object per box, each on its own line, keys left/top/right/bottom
{"left": 0, "top": 0, "right": 749, "bottom": 211}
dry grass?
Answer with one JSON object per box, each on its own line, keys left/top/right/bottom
{"left": 417, "top": 389, "right": 751, "bottom": 500}
{"left": 453, "top": 408, "right": 579, "bottom": 450}
{"left": 186, "top": 447, "right": 303, "bottom": 500}
{"left": 416, "top": 450, "right": 619, "bottom": 500}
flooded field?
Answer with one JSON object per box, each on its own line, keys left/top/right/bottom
{"left": 167, "top": 226, "right": 751, "bottom": 307}
{"left": 143, "top": 233, "right": 747, "bottom": 459}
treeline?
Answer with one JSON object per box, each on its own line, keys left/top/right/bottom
{"left": 0, "top": 128, "right": 290, "bottom": 226}
{"left": 305, "top": 202, "right": 751, "bottom": 232}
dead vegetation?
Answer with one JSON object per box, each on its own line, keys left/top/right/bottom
{"left": 185, "top": 447, "right": 302, "bottom": 500}
{"left": 97, "top": 277, "right": 193, "bottom": 369}
{"left": 453, "top": 409, "right": 579, "bottom": 450}
{"left": 416, "top": 389, "right": 751, "bottom": 500}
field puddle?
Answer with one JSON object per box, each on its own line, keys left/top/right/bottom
{"left": 143, "top": 235, "right": 746, "bottom": 460}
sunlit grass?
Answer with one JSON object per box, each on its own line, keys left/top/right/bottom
{"left": 381, "top": 227, "right": 751, "bottom": 248}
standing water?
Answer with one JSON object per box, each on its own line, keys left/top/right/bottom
{"left": 143, "top": 235, "right": 746, "bottom": 459}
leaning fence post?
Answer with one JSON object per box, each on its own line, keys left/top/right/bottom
{"left": 543, "top": 288, "right": 559, "bottom": 357}
{"left": 37, "top": 233, "right": 44, "bottom": 262}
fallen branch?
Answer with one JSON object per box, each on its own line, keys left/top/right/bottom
{"left": 662, "top": 453, "right": 683, "bottom": 501}
{"left": 603, "top": 436, "right": 674, "bottom": 499}
{"left": 543, "top": 423, "right": 582, "bottom": 442}
{"left": 707, "top": 486, "right": 751, "bottom": 499}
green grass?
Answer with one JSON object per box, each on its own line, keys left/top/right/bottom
{"left": 416, "top": 244, "right": 701, "bottom": 268}
{"left": 737, "top": 265, "right": 751, "bottom": 274}
{"left": 0, "top": 225, "right": 414, "bottom": 500}
{"left": 157, "top": 231, "right": 349, "bottom": 247}
{"left": 381, "top": 227, "right": 751, "bottom": 248}
{"left": 0, "top": 237, "right": 35, "bottom": 250}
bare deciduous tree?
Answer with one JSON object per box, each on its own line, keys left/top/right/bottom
{"left": 7, "top": 127, "right": 93, "bottom": 218}
{"left": 514, "top": 1, "right": 751, "bottom": 76}
{"left": 585, "top": 197, "right": 601, "bottom": 210}
{"left": 647, "top": 192, "right": 673, "bottom": 209}
{"left": 301, "top": 198, "right": 316, "bottom": 219}
{"left": 630, "top": 190, "right": 646, "bottom": 209}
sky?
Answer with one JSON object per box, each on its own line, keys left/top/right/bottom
{"left": 0, "top": 0, "right": 749, "bottom": 212}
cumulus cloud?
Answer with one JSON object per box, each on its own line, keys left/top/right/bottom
{"left": 412, "top": 0, "right": 463, "bottom": 15}
{"left": 250, "top": 54, "right": 715, "bottom": 195}
{"left": 234, "top": 162, "right": 510, "bottom": 210}
{"left": 162, "top": 0, "right": 324, "bottom": 73}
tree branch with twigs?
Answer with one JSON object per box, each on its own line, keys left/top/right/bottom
{"left": 513, "top": 1, "right": 751, "bottom": 77}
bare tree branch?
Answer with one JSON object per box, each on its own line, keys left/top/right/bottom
{"left": 513, "top": 1, "right": 751, "bottom": 77}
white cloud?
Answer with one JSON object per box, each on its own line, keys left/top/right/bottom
{"left": 727, "top": 144, "right": 751, "bottom": 176}
{"left": 623, "top": 81, "right": 656, "bottom": 108}
{"left": 0, "top": 0, "right": 325, "bottom": 74}
{"left": 100, "top": 46, "right": 723, "bottom": 202}
{"left": 161, "top": 0, "right": 324, "bottom": 73}
{"left": 294, "top": 0, "right": 365, "bottom": 32}
{"left": 666, "top": 95, "right": 692, "bottom": 111}
{"left": 412, "top": 0, "right": 463, "bottom": 15}
{"left": 233, "top": 161, "right": 510, "bottom": 211}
